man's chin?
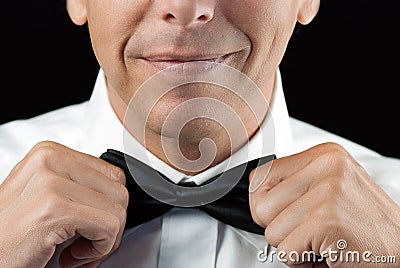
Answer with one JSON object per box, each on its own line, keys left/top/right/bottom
{"left": 145, "top": 116, "right": 225, "bottom": 141}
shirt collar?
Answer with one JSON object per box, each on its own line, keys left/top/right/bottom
{"left": 81, "top": 68, "right": 293, "bottom": 185}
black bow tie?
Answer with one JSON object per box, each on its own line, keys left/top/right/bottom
{"left": 99, "top": 149, "right": 276, "bottom": 235}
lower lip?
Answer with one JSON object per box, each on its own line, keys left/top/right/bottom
{"left": 141, "top": 54, "right": 232, "bottom": 75}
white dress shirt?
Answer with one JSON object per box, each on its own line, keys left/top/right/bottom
{"left": 1, "top": 68, "right": 399, "bottom": 268}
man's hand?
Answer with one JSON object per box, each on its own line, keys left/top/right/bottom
{"left": 0, "top": 141, "right": 128, "bottom": 268}
{"left": 249, "top": 142, "right": 400, "bottom": 267}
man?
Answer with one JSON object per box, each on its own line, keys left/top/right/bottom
{"left": 1, "top": 0, "right": 400, "bottom": 267}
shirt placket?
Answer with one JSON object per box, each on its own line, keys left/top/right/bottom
{"left": 158, "top": 208, "right": 218, "bottom": 268}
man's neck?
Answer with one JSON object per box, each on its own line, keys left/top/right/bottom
{"left": 106, "top": 77, "right": 275, "bottom": 176}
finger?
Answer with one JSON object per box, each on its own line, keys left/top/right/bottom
{"left": 59, "top": 238, "right": 111, "bottom": 268}
{"left": 58, "top": 178, "right": 127, "bottom": 263}
{"left": 26, "top": 168, "right": 126, "bottom": 266}
{"left": 277, "top": 220, "right": 337, "bottom": 266}
{"left": 31, "top": 146, "right": 128, "bottom": 204}
{"left": 70, "top": 156, "right": 126, "bottom": 186}
{"left": 59, "top": 239, "right": 98, "bottom": 267}
{"left": 55, "top": 173, "right": 128, "bottom": 214}
{"left": 249, "top": 142, "right": 349, "bottom": 192}
{"left": 68, "top": 216, "right": 126, "bottom": 265}
{"left": 249, "top": 154, "right": 337, "bottom": 227}
{"left": 59, "top": 165, "right": 128, "bottom": 208}
{"left": 71, "top": 237, "right": 105, "bottom": 261}
{"left": 23, "top": 168, "right": 128, "bottom": 214}
{"left": 58, "top": 173, "right": 127, "bottom": 261}
{"left": 56, "top": 202, "right": 121, "bottom": 266}
{"left": 264, "top": 183, "right": 326, "bottom": 247}
{"left": 29, "top": 141, "right": 126, "bottom": 184}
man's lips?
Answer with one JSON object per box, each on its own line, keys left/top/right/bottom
{"left": 140, "top": 53, "right": 233, "bottom": 71}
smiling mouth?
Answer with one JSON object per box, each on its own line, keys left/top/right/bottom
{"left": 140, "top": 53, "right": 233, "bottom": 71}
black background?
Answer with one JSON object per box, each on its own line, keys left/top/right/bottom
{"left": 1, "top": 0, "right": 399, "bottom": 158}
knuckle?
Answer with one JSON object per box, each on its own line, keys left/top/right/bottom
{"left": 36, "top": 194, "right": 65, "bottom": 222}
{"left": 250, "top": 199, "right": 269, "bottom": 228}
{"left": 118, "top": 184, "right": 129, "bottom": 208}
{"left": 317, "top": 150, "right": 350, "bottom": 175}
{"left": 264, "top": 225, "right": 278, "bottom": 247}
{"left": 110, "top": 166, "right": 126, "bottom": 184}
{"left": 313, "top": 200, "right": 341, "bottom": 224}
{"left": 111, "top": 239, "right": 123, "bottom": 255}
{"left": 31, "top": 169, "right": 60, "bottom": 189}
{"left": 32, "top": 140, "right": 56, "bottom": 150}
{"left": 93, "top": 243, "right": 112, "bottom": 258}
{"left": 264, "top": 217, "right": 287, "bottom": 247}
{"left": 318, "top": 142, "right": 348, "bottom": 155}
{"left": 276, "top": 241, "right": 293, "bottom": 256}
{"left": 30, "top": 142, "right": 59, "bottom": 164}
{"left": 114, "top": 202, "right": 127, "bottom": 223}
{"left": 106, "top": 215, "right": 122, "bottom": 236}
{"left": 317, "top": 177, "right": 345, "bottom": 197}
{"left": 31, "top": 141, "right": 60, "bottom": 154}
{"left": 43, "top": 194, "right": 64, "bottom": 211}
